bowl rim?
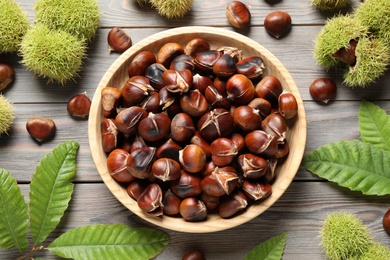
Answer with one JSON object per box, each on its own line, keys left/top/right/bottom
{"left": 88, "top": 26, "right": 307, "bottom": 233}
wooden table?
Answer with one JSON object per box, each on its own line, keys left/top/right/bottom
{"left": 1, "top": 1, "right": 389, "bottom": 259}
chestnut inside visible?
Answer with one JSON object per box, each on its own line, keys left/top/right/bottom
{"left": 100, "top": 38, "right": 299, "bottom": 221}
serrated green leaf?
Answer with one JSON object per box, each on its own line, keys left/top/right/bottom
{"left": 47, "top": 224, "right": 170, "bottom": 260}
{"left": 358, "top": 100, "right": 390, "bottom": 153}
{"left": 302, "top": 140, "right": 390, "bottom": 195}
{"left": 243, "top": 232, "right": 287, "bottom": 260}
{"left": 29, "top": 141, "right": 79, "bottom": 245}
{"left": 0, "top": 169, "right": 28, "bottom": 252}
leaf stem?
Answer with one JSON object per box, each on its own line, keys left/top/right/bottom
{"left": 16, "top": 245, "right": 45, "bottom": 260}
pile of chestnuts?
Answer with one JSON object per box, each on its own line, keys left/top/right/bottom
{"left": 100, "top": 37, "right": 298, "bottom": 222}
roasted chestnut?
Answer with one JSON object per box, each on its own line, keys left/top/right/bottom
{"left": 179, "top": 144, "right": 207, "bottom": 173}
{"left": 210, "top": 137, "right": 238, "bottom": 167}
{"left": 197, "top": 108, "right": 235, "bottom": 142}
{"left": 179, "top": 197, "right": 207, "bottom": 222}
{"left": 185, "top": 38, "right": 211, "bottom": 57}
{"left": 137, "top": 112, "right": 171, "bottom": 142}
{"left": 226, "top": 74, "right": 255, "bottom": 105}
{"left": 114, "top": 106, "right": 148, "bottom": 136}
{"left": 236, "top": 56, "right": 265, "bottom": 79}
{"left": 170, "top": 170, "right": 202, "bottom": 198}
{"left": 121, "top": 76, "right": 153, "bottom": 107}
{"left": 180, "top": 89, "right": 209, "bottom": 117}
{"left": 255, "top": 75, "right": 283, "bottom": 108}
{"left": 128, "top": 50, "right": 156, "bottom": 77}
{"left": 107, "top": 148, "right": 134, "bottom": 183}
{"left": 171, "top": 113, "right": 196, "bottom": 142}
{"left": 157, "top": 42, "right": 185, "bottom": 68}
{"left": 233, "top": 105, "right": 262, "bottom": 132}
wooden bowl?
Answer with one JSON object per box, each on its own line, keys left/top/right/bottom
{"left": 88, "top": 26, "right": 306, "bottom": 233}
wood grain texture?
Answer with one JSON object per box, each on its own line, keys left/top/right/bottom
{"left": 0, "top": 0, "right": 389, "bottom": 259}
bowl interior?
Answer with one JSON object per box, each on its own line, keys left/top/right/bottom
{"left": 88, "top": 26, "right": 307, "bottom": 233}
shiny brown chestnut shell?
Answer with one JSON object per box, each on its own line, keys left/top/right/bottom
{"left": 162, "top": 69, "right": 193, "bottom": 94}
{"left": 236, "top": 56, "right": 265, "bottom": 80}
{"left": 244, "top": 130, "right": 278, "bottom": 157}
{"left": 180, "top": 89, "right": 209, "bottom": 117}
{"left": 137, "top": 112, "right": 171, "bottom": 142}
{"left": 212, "top": 53, "right": 236, "bottom": 78}
{"left": 210, "top": 137, "right": 238, "bottom": 167}
{"left": 171, "top": 112, "right": 196, "bottom": 142}
{"left": 179, "top": 144, "right": 207, "bottom": 173}
{"left": 278, "top": 92, "right": 298, "bottom": 119}
{"left": 261, "top": 113, "right": 288, "bottom": 144}
{"left": 127, "top": 146, "right": 156, "bottom": 179}
{"left": 201, "top": 166, "right": 239, "bottom": 197}
{"left": 157, "top": 42, "right": 185, "bottom": 68}
{"left": 226, "top": 74, "right": 255, "bottom": 105}
{"left": 194, "top": 50, "right": 222, "bottom": 72}
{"left": 237, "top": 153, "right": 268, "bottom": 179}
{"left": 226, "top": 1, "right": 251, "bottom": 28}
{"left": 233, "top": 105, "right": 262, "bottom": 132}
{"left": 145, "top": 63, "right": 167, "bottom": 90}
{"left": 179, "top": 197, "right": 207, "bottom": 222}
{"left": 197, "top": 108, "right": 235, "bottom": 142}
{"left": 137, "top": 183, "right": 163, "bottom": 216}
{"left": 121, "top": 76, "right": 153, "bottom": 107}
{"left": 185, "top": 38, "right": 211, "bottom": 57}
{"left": 170, "top": 170, "right": 203, "bottom": 198}
{"left": 114, "top": 106, "right": 148, "bottom": 136}
{"left": 170, "top": 54, "right": 195, "bottom": 71}
{"left": 107, "top": 148, "right": 134, "bottom": 183}
{"left": 255, "top": 75, "right": 283, "bottom": 108}
{"left": 128, "top": 50, "right": 156, "bottom": 77}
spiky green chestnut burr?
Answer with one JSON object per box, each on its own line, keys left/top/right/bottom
{"left": 0, "top": 0, "right": 29, "bottom": 53}
{"left": 20, "top": 24, "right": 86, "bottom": 84}
{"left": 357, "top": 242, "right": 390, "bottom": 260}
{"left": 343, "top": 36, "right": 390, "bottom": 87}
{"left": 0, "top": 94, "right": 14, "bottom": 135}
{"left": 314, "top": 14, "right": 368, "bottom": 68}
{"left": 150, "top": 0, "right": 194, "bottom": 19}
{"left": 132, "top": 0, "right": 150, "bottom": 6}
{"left": 35, "top": 0, "right": 100, "bottom": 42}
{"left": 355, "top": 0, "right": 390, "bottom": 48}
{"left": 310, "top": 0, "right": 350, "bottom": 11}
{"left": 320, "top": 213, "right": 372, "bottom": 260}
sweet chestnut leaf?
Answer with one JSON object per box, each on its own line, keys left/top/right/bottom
{"left": 47, "top": 224, "right": 170, "bottom": 260}
{"left": 303, "top": 100, "right": 390, "bottom": 196}
{"left": 243, "top": 232, "right": 287, "bottom": 260}
{"left": 303, "top": 140, "right": 390, "bottom": 195}
{"left": 29, "top": 141, "right": 79, "bottom": 245}
{"left": 0, "top": 168, "right": 28, "bottom": 252}
{"left": 358, "top": 99, "right": 390, "bottom": 153}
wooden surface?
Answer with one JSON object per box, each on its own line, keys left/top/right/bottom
{"left": 0, "top": 0, "right": 389, "bottom": 259}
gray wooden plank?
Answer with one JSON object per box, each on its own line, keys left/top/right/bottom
{"left": 1, "top": 100, "right": 389, "bottom": 181}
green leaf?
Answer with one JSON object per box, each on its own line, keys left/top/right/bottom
{"left": 0, "top": 169, "right": 28, "bottom": 252}
{"left": 302, "top": 140, "right": 390, "bottom": 195}
{"left": 243, "top": 232, "right": 287, "bottom": 260}
{"left": 47, "top": 224, "right": 170, "bottom": 260}
{"left": 29, "top": 141, "right": 79, "bottom": 245}
{"left": 358, "top": 100, "right": 390, "bottom": 153}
